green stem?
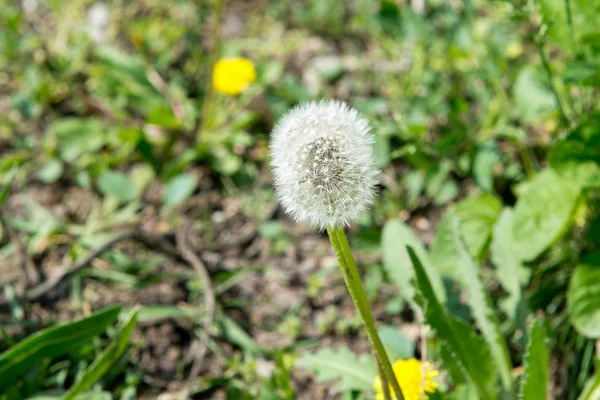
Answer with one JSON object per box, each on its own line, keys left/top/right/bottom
{"left": 198, "top": 0, "right": 225, "bottom": 138}
{"left": 378, "top": 360, "right": 392, "bottom": 400}
{"left": 518, "top": 145, "right": 536, "bottom": 178}
{"left": 536, "top": 31, "right": 570, "bottom": 127}
{"left": 327, "top": 226, "right": 404, "bottom": 400}
{"left": 564, "top": 0, "right": 576, "bottom": 53}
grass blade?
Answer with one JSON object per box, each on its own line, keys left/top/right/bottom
{"left": 63, "top": 308, "right": 139, "bottom": 399}
{"left": 0, "top": 306, "right": 120, "bottom": 389}
{"left": 519, "top": 321, "right": 549, "bottom": 400}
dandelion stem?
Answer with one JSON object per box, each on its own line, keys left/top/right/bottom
{"left": 327, "top": 225, "right": 404, "bottom": 400}
{"left": 378, "top": 360, "right": 392, "bottom": 400}
{"left": 198, "top": 0, "right": 225, "bottom": 137}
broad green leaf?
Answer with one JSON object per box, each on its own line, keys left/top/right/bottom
{"left": 378, "top": 325, "right": 415, "bottom": 361}
{"left": 431, "top": 195, "right": 501, "bottom": 279}
{"left": 296, "top": 347, "right": 376, "bottom": 392}
{"left": 431, "top": 194, "right": 502, "bottom": 281}
{"left": 491, "top": 209, "right": 529, "bottom": 321}
{"left": 568, "top": 251, "right": 600, "bottom": 338}
{"left": 381, "top": 219, "right": 446, "bottom": 308}
{"left": 549, "top": 114, "right": 600, "bottom": 188}
{"left": 454, "top": 194, "right": 502, "bottom": 260}
{"left": 519, "top": 321, "right": 549, "bottom": 400}
{"left": 0, "top": 306, "right": 120, "bottom": 388}
{"left": 162, "top": 173, "right": 197, "bottom": 206}
{"left": 36, "top": 159, "right": 64, "bottom": 183}
{"left": 579, "top": 359, "right": 600, "bottom": 400}
{"left": 564, "top": 59, "right": 600, "bottom": 87}
{"left": 63, "top": 309, "right": 138, "bottom": 399}
{"left": 512, "top": 169, "right": 581, "bottom": 261}
{"left": 46, "top": 118, "right": 108, "bottom": 162}
{"left": 146, "top": 106, "right": 180, "bottom": 129}
{"left": 96, "top": 170, "right": 137, "bottom": 203}
{"left": 408, "top": 247, "right": 497, "bottom": 399}
{"left": 445, "top": 213, "right": 513, "bottom": 392}
{"left": 473, "top": 142, "right": 501, "bottom": 192}
{"left": 512, "top": 66, "right": 557, "bottom": 123}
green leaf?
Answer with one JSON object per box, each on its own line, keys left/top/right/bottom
{"left": 579, "top": 359, "right": 600, "bottom": 400}
{"left": 296, "top": 347, "right": 376, "bottom": 392}
{"left": 512, "top": 66, "right": 557, "bottom": 123}
{"left": 146, "top": 106, "right": 180, "bottom": 129}
{"left": 0, "top": 165, "right": 17, "bottom": 207}
{"left": 126, "top": 305, "right": 199, "bottom": 323}
{"left": 454, "top": 194, "right": 502, "bottom": 260}
{"left": 512, "top": 169, "right": 581, "bottom": 261}
{"left": 63, "top": 309, "right": 138, "bottom": 399}
{"left": 491, "top": 209, "right": 528, "bottom": 321}
{"left": 46, "top": 118, "right": 108, "bottom": 162}
{"left": 378, "top": 325, "right": 415, "bottom": 361}
{"left": 162, "top": 173, "right": 197, "bottom": 206}
{"left": 444, "top": 213, "right": 513, "bottom": 392}
{"left": 408, "top": 247, "right": 498, "bottom": 399}
{"left": 37, "top": 159, "right": 64, "bottom": 183}
{"left": 473, "top": 142, "right": 501, "bottom": 192}
{"left": 537, "top": 0, "right": 600, "bottom": 51}
{"left": 568, "top": 251, "right": 600, "bottom": 338}
{"left": 431, "top": 195, "right": 502, "bottom": 279}
{"left": 519, "top": 321, "right": 549, "bottom": 400}
{"left": 0, "top": 306, "right": 120, "bottom": 388}
{"left": 549, "top": 114, "right": 600, "bottom": 188}
{"left": 96, "top": 170, "right": 137, "bottom": 203}
{"left": 381, "top": 219, "right": 446, "bottom": 308}
{"left": 216, "top": 316, "right": 262, "bottom": 355}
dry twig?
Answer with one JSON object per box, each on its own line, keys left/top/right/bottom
{"left": 176, "top": 223, "right": 216, "bottom": 389}
{"left": 24, "top": 231, "right": 182, "bottom": 301}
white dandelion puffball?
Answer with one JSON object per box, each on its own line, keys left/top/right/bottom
{"left": 270, "top": 100, "right": 379, "bottom": 230}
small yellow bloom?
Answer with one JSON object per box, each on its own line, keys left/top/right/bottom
{"left": 374, "top": 358, "right": 439, "bottom": 400}
{"left": 212, "top": 57, "right": 256, "bottom": 95}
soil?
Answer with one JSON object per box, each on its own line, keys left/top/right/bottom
{"left": 0, "top": 164, "right": 439, "bottom": 399}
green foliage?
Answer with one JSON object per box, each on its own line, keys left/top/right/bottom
{"left": 96, "top": 171, "right": 138, "bottom": 203}
{"left": 454, "top": 194, "right": 503, "bottom": 260}
{"left": 163, "top": 173, "right": 197, "bottom": 206}
{"left": 408, "top": 247, "right": 498, "bottom": 399}
{"left": 0, "top": 306, "right": 120, "bottom": 390}
{"left": 490, "top": 209, "right": 528, "bottom": 322}
{"left": 549, "top": 114, "right": 600, "bottom": 188}
{"left": 519, "top": 321, "right": 549, "bottom": 400}
{"left": 445, "top": 213, "right": 513, "bottom": 392}
{"left": 568, "top": 251, "right": 600, "bottom": 338}
{"left": 378, "top": 325, "right": 415, "bottom": 361}
{"left": 381, "top": 219, "right": 445, "bottom": 308}
{"left": 513, "top": 66, "right": 557, "bottom": 124}
{"left": 579, "top": 359, "right": 600, "bottom": 400}
{"left": 512, "top": 169, "right": 581, "bottom": 261}
{"left": 296, "top": 347, "right": 376, "bottom": 392}
{"left": 63, "top": 309, "right": 138, "bottom": 400}
{"left": 430, "top": 194, "right": 501, "bottom": 279}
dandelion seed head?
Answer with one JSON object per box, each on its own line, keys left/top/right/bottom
{"left": 270, "top": 100, "right": 379, "bottom": 230}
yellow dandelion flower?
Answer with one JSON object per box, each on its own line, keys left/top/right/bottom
{"left": 374, "top": 358, "right": 439, "bottom": 400}
{"left": 212, "top": 57, "right": 256, "bottom": 95}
